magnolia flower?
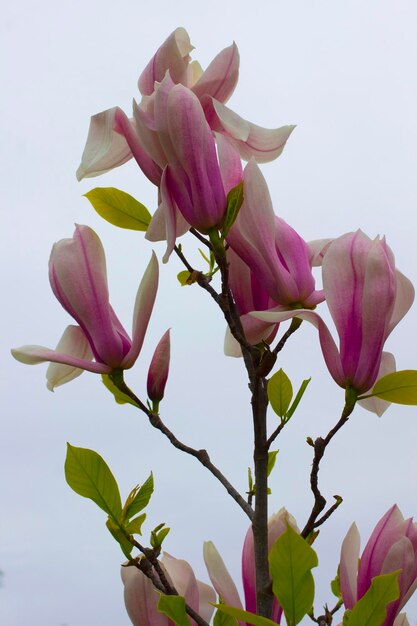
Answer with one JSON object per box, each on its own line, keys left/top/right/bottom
{"left": 340, "top": 505, "right": 417, "bottom": 626}
{"left": 251, "top": 230, "right": 414, "bottom": 400}
{"left": 121, "top": 552, "right": 216, "bottom": 626}
{"left": 12, "top": 225, "right": 158, "bottom": 389}
{"left": 204, "top": 508, "right": 298, "bottom": 625}
{"left": 227, "top": 160, "right": 323, "bottom": 308}
{"left": 76, "top": 28, "right": 294, "bottom": 182}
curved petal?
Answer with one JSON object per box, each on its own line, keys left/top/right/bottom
{"left": 162, "top": 553, "right": 199, "bottom": 613}
{"left": 196, "top": 580, "right": 216, "bottom": 624}
{"left": 358, "top": 352, "right": 395, "bottom": 417}
{"left": 11, "top": 341, "right": 110, "bottom": 375}
{"left": 166, "top": 85, "right": 226, "bottom": 231}
{"left": 46, "top": 325, "right": 94, "bottom": 390}
{"left": 121, "top": 565, "right": 167, "bottom": 626}
{"left": 203, "top": 541, "right": 244, "bottom": 622}
{"left": 251, "top": 308, "right": 345, "bottom": 386}
{"left": 357, "top": 505, "right": 405, "bottom": 600}
{"left": 192, "top": 42, "right": 239, "bottom": 104}
{"left": 76, "top": 107, "right": 133, "bottom": 180}
{"left": 308, "top": 238, "right": 334, "bottom": 267}
{"left": 339, "top": 522, "right": 360, "bottom": 610}
{"left": 138, "top": 28, "right": 193, "bottom": 95}
{"left": 123, "top": 251, "right": 159, "bottom": 368}
{"left": 216, "top": 132, "right": 243, "bottom": 194}
{"left": 204, "top": 97, "right": 295, "bottom": 163}
{"left": 394, "top": 615, "right": 410, "bottom": 626}
{"left": 388, "top": 270, "right": 415, "bottom": 335}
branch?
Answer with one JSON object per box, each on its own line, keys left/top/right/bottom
{"left": 301, "top": 390, "right": 357, "bottom": 538}
{"left": 110, "top": 373, "right": 253, "bottom": 520}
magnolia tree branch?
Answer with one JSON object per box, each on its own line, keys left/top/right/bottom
{"left": 110, "top": 373, "right": 253, "bottom": 520}
{"left": 301, "top": 393, "right": 357, "bottom": 538}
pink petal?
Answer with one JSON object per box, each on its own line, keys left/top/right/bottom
{"left": 192, "top": 43, "right": 239, "bottom": 104}
{"left": 358, "top": 352, "right": 396, "bottom": 417}
{"left": 45, "top": 325, "right": 95, "bottom": 390}
{"left": 162, "top": 553, "right": 199, "bottom": 614}
{"left": 123, "top": 251, "right": 159, "bottom": 368}
{"left": 138, "top": 28, "right": 193, "bottom": 95}
{"left": 203, "top": 541, "right": 244, "bottom": 625}
{"left": 11, "top": 339, "right": 110, "bottom": 376}
{"left": 216, "top": 132, "right": 243, "bottom": 194}
{"left": 196, "top": 580, "right": 216, "bottom": 624}
{"left": 339, "top": 523, "right": 360, "bottom": 609}
{"left": 308, "top": 239, "right": 334, "bottom": 267}
{"left": 121, "top": 565, "right": 168, "bottom": 626}
{"left": 76, "top": 107, "right": 133, "bottom": 180}
{"left": 204, "top": 97, "right": 295, "bottom": 163}
{"left": 147, "top": 329, "right": 170, "bottom": 402}
{"left": 388, "top": 270, "right": 415, "bottom": 335}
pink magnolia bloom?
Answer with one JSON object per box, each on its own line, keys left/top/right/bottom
{"left": 227, "top": 160, "right": 324, "bottom": 308}
{"left": 204, "top": 508, "right": 298, "bottom": 625}
{"left": 12, "top": 225, "right": 158, "bottom": 389}
{"left": 340, "top": 505, "right": 417, "bottom": 626}
{"left": 147, "top": 329, "right": 170, "bottom": 404}
{"left": 252, "top": 230, "right": 414, "bottom": 398}
{"left": 121, "top": 552, "right": 216, "bottom": 626}
{"left": 76, "top": 28, "right": 294, "bottom": 183}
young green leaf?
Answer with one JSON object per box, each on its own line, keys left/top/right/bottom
{"left": 158, "top": 595, "right": 191, "bottom": 626}
{"left": 331, "top": 567, "right": 341, "bottom": 599}
{"left": 213, "top": 604, "right": 278, "bottom": 626}
{"left": 286, "top": 377, "right": 311, "bottom": 419}
{"left": 106, "top": 517, "right": 133, "bottom": 559}
{"left": 269, "top": 525, "right": 318, "bottom": 626}
{"left": 347, "top": 571, "right": 400, "bottom": 626}
{"left": 84, "top": 187, "right": 151, "bottom": 231}
{"left": 365, "top": 370, "right": 417, "bottom": 405}
{"left": 125, "top": 513, "right": 146, "bottom": 536}
{"left": 222, "top": 181, "right": 244, "bottom": 238}
{"left": 101, "top": 375, "right": 140, "bottom": 407}
{"left": 177, "top": 271, "right": 192, "bottom": 286}
{"left": 65, "top": 444, "right": 122, "bottom": 521}
{"left": 124, "top": 473, "right": 154, "bottom": 520}
{"left": 267, "top": 451, "right": 279, "bottom": 477}
{"left": 268, "top": 369, "right": 293, "bottom": 418}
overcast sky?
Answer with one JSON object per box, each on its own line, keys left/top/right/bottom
{"left": 2, "top": 1, "right": 417, "bottom": 625}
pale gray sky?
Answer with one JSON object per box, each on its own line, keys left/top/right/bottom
{"left": 2, "top": 1, "right": 417, "bottom": 625}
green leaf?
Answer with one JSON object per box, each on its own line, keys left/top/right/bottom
{"left": 286, "top": 378, "right": 311, "bottom": 419}
{"left": 101, "top": 375, "right": 140, "bottom": 407}
{"left": 269, "top": 525, "right": 318, "bottom": 626}
{"left": 213, "top": 604, "right": 278, "bottom": 626}
{"left": 65, "top": 444, "right": 122, "bottom": 521}
{"left": 213, "top": 605, "right": 238, "bottom": 626}
{"left": 125, "top": 513, "right": 146, "bottom": 535}
{"left": 84, "top": 187, "right": 151, "bottom": 231}
{"left": 366, "top": 370, "right": 417, "bottom": 405}
{"left": 151, "top": 525, "right": 170, "bottom": 548}
{"left": 347, "top": 571, "right": 400, "bottom": 626}
{"left": 267, "top": 451, "right": 279, "bottom": 477}
{"left": 158, "top": 595, "right": 191, "bottom": 626}
{"left": 106, "top": 517, "right": 133, "bottom": 559}
{"left": 124, "top": 473, "right": 154, "bottom": 520}
{"left": 268, "top": 369, "right": 293, "bottom": 418}
{"left": 222, "top": 181, "right": 244, "bottom": 238}
{"left": 177, "top": 271, "right": 192, "bottom": 286}
{"left": 331, "top": 567, "right": 341, "bottom": 599}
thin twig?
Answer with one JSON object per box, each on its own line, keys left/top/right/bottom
{"left": 189, "top": 228, "right": 213, "bottom": 249}
{"left": 110, "top": 373, "right": 253, "bottom": 520}
{"left": 301, "top": 393, "right": 356, "bottom": 538}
